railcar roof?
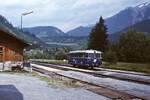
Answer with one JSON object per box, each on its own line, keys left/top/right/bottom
{"left": 69, "top": 50, "right": 102, "bottom": 54}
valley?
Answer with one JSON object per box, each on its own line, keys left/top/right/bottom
{"left": 0, "top": 2, "right": 150, "bottom": 50}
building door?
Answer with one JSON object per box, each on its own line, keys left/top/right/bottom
{"left": 0, "top": 46, "right": 4, "bottom": 62}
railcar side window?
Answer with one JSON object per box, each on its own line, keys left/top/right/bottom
{"left": 70, "top": 53, "right": 88, "bottom": 58}
{"left": 85, "top": 53, "right": 88, "bottom": 58}
{"left": 88, "top": 53, "right": 95, "bottom": 58}
{"left": 80, "top": 53, "right": 88, "bottom": 58}
{"left": 77, "top": 53, "right": 84, "bottom": 58}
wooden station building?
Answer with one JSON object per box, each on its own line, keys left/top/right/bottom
{"left": 0, "top": 25, "right": 29, "bottom": 63}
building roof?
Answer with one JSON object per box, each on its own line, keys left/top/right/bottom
{"left": 69, "top": 50, "right": 102, "bottom": 54}
{"left": 0, "top": 23, "right": 30, "bottom": 46}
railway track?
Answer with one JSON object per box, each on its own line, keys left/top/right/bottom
{"left": 32, "top": 61, "right": 150, "bottom": 76}
{"left": 31, "top": 62, "right": 150, "bottom": 100}
{"left": 32, "top": 62, "right": 150, "bottom": 85}
{"left": 32, "top": 65, "right": 141, "bottom": 100}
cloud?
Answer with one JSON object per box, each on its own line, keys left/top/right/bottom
{"left": 0, "top": 0, "right": 150, "bottom": 32}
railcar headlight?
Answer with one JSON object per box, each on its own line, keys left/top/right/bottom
{"left": 93, "top": 59, "right": 97, "bottom": 62}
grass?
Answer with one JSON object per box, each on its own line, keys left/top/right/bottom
{"left": 102, "top": 62, "right": 150, "bottom": 74}
{"left": 31, "top": 59, "right": 68, "bottom": 65}
{"left": 31, "top": 72, "right": 80, "bottom": 88}
{"left": 46, "top": 60, "right": 68, "bottom": 65}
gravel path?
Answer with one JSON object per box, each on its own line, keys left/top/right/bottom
{"left": 0, "top": 73, "right": 110, "bottom": 100}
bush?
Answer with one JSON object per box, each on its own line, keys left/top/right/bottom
{"left": 118, "top": 30, "right": 150, "bottom": 63}
{"left": 104, "top": 50, "right": 118, "bottom": 64}
{"left": 55, "top": 51, "right": 67, "bottom": 60}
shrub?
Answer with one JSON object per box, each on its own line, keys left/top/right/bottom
{"left": 55, "top": 51, "right": 67, "bottom": 60}
{"left": 104, "top": 50, "right": 118, "bottom": 64}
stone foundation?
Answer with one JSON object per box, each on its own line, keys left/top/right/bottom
{"left": 0, "top": 61, "right": 23, "bottom": 71}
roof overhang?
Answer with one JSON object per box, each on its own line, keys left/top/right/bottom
{"left": 0, "top": 25, "right": 31, "bottom": 47}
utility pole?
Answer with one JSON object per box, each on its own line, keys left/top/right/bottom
{"left": 21, "top": 11, "right": 33, "bottom": 30}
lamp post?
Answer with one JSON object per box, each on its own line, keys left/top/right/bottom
{"left": 21, "top": 11, "right": 33, "bottom": 30}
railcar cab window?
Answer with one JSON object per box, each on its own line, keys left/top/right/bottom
{"left": 88, "top": 53, "right": 101, "bottom": 59}
{"left": 96, "top": 53, "right": 101, "bottom": 58}
{"left": 70, "top": 53, "right": 88, "bottom": 58}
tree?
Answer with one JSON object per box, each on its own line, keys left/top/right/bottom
{"left": 55, "top": 51, "right": 67, "bottom": 60}
{"left": 118, "top": 30, "right": 150, "bottom": 63}
{"left": 88, "top": 16, "right": 108, "bottom": 52}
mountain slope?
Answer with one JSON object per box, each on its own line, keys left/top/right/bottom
{"left": 66, "top": 2, "right": 150, "bottom": 36}
{"left": 124, "top": 19, "right": 150, "bottom": 33}
{"left": 109, "top": 19, "right": 150, "bottom": 41}
{"left": 67, "top": 26, "right": 92, "bottom": 36}
{"left": 106, "top": 2, "right": 150, "bottom": 34}
{"left": 23, "top": 26, "right": 66, "bottom": 38}
{"left": 0, "top": 15, "right": 45, "bottom": 46}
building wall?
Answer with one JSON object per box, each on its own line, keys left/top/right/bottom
{"left": 4, "top": 46, "right": 23, "bottom": 61}
{"left": 0, "top": 46, "right": 4, "bottom": 62}
{"left": 0, "top": 31, "right": 26, "bottom": 62}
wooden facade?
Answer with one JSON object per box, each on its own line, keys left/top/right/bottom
{"left": 0, "top": 29, "right": 29, "bottom": 62}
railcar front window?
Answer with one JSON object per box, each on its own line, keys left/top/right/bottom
{"left": 96, "top": 53, "right": 101, "bottom": 58}
{"left": 78, "top": 53, "right": 85, "bottom": 58}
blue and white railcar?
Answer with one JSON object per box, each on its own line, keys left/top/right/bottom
{"left": 68, "top": 50, "right": 102, "bottom": 68}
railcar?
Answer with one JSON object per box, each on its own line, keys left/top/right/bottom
{"left": 68, "top": 50, "right": 102, "bottom": 68}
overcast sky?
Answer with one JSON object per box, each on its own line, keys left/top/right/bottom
{"left": 0, "top": 0, "right": 150, "bottom": 32}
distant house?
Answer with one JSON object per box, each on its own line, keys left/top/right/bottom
{"left": 0, "top": 25, "right": 29, "bottom": 70}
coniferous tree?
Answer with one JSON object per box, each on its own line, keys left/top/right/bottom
{"left": 88, "top": 16, "right": 108, "bottom": 52}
